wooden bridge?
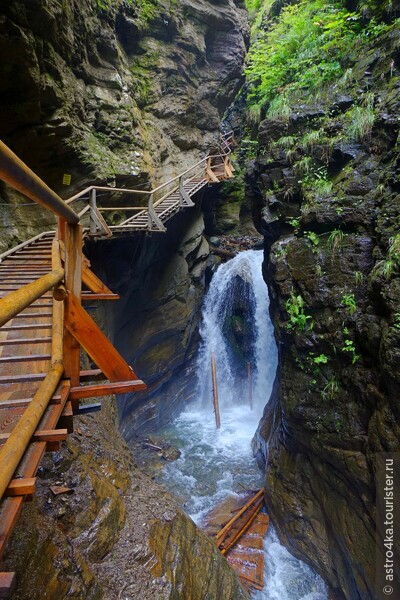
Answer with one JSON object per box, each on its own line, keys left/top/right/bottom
{"left": 0, "top": 133, "right": 234, "bottom": 596}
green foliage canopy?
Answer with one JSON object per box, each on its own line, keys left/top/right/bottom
{"left": 245, "top": 0, "right": 390, "bottom": 112}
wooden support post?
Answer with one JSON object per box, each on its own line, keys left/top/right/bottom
{"left": 224, "top": 156, "right": 234, "bottom": 179}
{"left": 179, "top": 176, "right": 194, "bottom": 207}
{"left": 65, "top": 293, "right": 139, "bottom": 383}
{"left": 89, "top": 188, "right": 97, "bottom": 235}
{"left": 247, "top": 362, "right": 253, "bottom": 410}
{"left": 63, "top": 224, "right": 82, "bottom": 389}
{"left": 211, "top": 352, "right": 221, "bottom": 429}
{"left": 206, "top": 158, "right": 219, "bottom": 183}
{"left": 147, "top": 193, "right": 166, "bottom": 232}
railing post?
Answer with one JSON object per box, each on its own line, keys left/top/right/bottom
{"left": 89, "top": 188, "right": 97, "bottom": 235}
{"left": 63, "top": 222, "right": 83, "bottom": 391}
{"left": 224, "top": 156, "right": 234, "bottom": 179}
{"left": 147, "top": 192, "right": 166, "bottom": 232}
{"left": 179, "top": 176, "right": 194, "bottom": 207}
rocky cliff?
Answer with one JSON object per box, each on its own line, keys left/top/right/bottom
{"left": 245, "top": 2, "right": 400, "bottom": 599}
{"left": 86, "top": 205, "right": 213, "bottom": 434}
{"left": 4, "top": 399, "right": 249, "bottom": 600}
{"left": 0, "top": 0, "right": 250, "bottom": 597}
{"left": 0, "top": 0, "right": 248, "bottom": 251}
{"left": 0, "top": 0, "right": 248, "bottom": 425}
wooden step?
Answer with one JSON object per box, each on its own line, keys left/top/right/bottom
{"left": 0, "top": 354, "right": 51, "bottom": 363}
{"left": 0, "top": 395, "right": 61, "bottom": 408}
{"left": 0, "top": 324, "right": 52, "bottom": 331}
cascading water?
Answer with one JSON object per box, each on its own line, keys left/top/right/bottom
{"left": 158, "top": 250, "right": 327, "bottom": 599}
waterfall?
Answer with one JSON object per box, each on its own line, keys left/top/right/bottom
{"left": 197, "top": 250, "right": 277, "bottom": 412}
{"left": 158, "top": 249, "right": 327, "bottom": 600}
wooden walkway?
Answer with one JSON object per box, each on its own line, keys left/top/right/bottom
{"left": 0, "top": 134, "right": 235, "bottom": 597}
{"left": 66, "top": 133, "right": 235, "bottom": 237}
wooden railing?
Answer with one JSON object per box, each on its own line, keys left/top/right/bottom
{"left": 0, "top": 130, "right": 234, "bottom": 505}
{"left": 63, "top": 131, "right": 235, "bottom": 235}
{"left": 0, "top": 140, "right": 144, "bottom": 503}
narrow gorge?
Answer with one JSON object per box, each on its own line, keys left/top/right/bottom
{"left": 0, "top": 1, "right": 399, "bottom": 600}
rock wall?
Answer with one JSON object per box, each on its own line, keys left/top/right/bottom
{"left": 246, "top": 8, "right": 400, "bottom": 600}
{"left": 4, "top": 399, "right": 249, "bottom": 599}
{"left": 0, "top": 0, "right": 248, "bottom": 252}
{"left": 85, "top": 203, "right": 212, "bottom": 434}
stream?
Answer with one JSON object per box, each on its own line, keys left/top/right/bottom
{"left": 155, "top": 250, "right": 327, "bottom": 600}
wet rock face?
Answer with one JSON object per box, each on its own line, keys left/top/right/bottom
{"left": 250, "top": 28, "right": 400, "bottom": 600}
{"left": 85, "top": 206, "right": 211, "bottom": 435}
{"left": 0, "top": 0, "right": 248, "bottom": 251}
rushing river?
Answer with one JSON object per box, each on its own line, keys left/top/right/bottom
{"left": 157, "top": 250, "right": 327, "bottom": 600}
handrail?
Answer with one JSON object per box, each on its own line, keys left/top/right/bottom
{"left": 0, "top": 268, "right": 65, "bottom": 327}
{"left": 0, "top": 140, "right": 79, "bottom": 224}
{"left": 65, "top": 143, "right": 234, "bottom": 206}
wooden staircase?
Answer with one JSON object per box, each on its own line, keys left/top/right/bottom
{"left": 0, "top": 133, "right": 235, "bottom": 597}
{"left": 65, "top": 134, "right": 235, "bottom": 237}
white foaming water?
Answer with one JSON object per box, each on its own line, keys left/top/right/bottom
{"left": 159, "top": 250, "right": 327, "bottom": 600}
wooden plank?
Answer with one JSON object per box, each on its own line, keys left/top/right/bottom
{"left": 0, "top": 572, "right": 16, "bottom": 598}
{"left": 0, "top": 337, "right": 52, "bottom": 346}
{"left": 215, "top": 490, "right": 264, "bottom": 543}
{"left": 0, "top": 354, "right": 51, "bottom": 363}
{"left": 65, "top": 293, "right": 138, "bottom": 383}
{"left": 4, "top": 478, "right": 36, "bottom": 497}
{"left": 0, "top": 382, "right": 70, "bottom": 561}
{"left": 0, "top": 429, "right": 68, "bottom": 443}
{"left": 0, "top": 324, "right": 52, "bottom": 331}
{"left": 0, "top": 373, "right": 47, "bottom": 384}
{"left": 0, "top": 396, "right": 62, "bottom": 408}
{"left": 12, "top": 312, "right": 52, "bottom": 319}
{"left": 79, "top": 368, "right": 103, "bottom": 381}
{"left": 69, "top": 379, "right": 146, "bottom": 401}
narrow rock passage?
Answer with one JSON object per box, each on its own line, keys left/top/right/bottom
{"left": 149, "top": 250, "right": 328, "bottom": 599}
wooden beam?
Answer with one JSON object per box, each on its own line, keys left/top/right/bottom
{"left": 0, "top": 354, "right": 51, "bottom": 363}
{"left": 0, "top": 337, "right": 52, "bottom": 346}
{"left": 0, "top": 396, "right": 61, "bottom": 408}
{"left": 65, "top": 293, "right": 138, "bottom": 383}
{"left": 81, "top": 293, "right": 119, "bottom": 301}
{"left": 13, "top": 312, "right": 52, "bottom": 319}
{"left": 82, "top": 263, "right": 116, "bottom": 296}
{"left": 0, "top": 573, "right": 16, "bottom": 599}
{"left": 0, "top": 323, "right": 52, "bottom": 331}
{"left": 79, "top": 368, "right": 103, "bottom": 381}
{"left": 69, "top": 379, "right": 147, "bottom": 401}
{"left": 4, "top": 478, "right": 36, "bottom": 497}
{"left": 0, "top": 429, "right": 68, "bottom": 443}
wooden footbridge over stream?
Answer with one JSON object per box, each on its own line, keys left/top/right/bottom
{"left": 0, "top": 133, "right": 235, "bottom": 596}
